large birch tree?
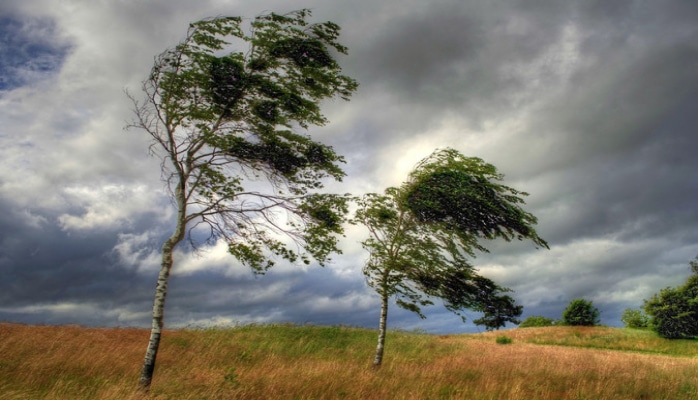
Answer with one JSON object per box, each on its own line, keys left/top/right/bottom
{"left": 128, "top": 10, "right": 357, "bottom": 389}
{"left": 353, "top": 148, "right": 547, "bottom": 367}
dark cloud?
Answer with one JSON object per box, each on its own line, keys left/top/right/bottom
{"left": 0, "top": 198, "right": 155, "bottom": 320}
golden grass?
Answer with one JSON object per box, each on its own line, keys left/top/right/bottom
{"left": 0, "top": 323, "right": 696, "bottom": 400}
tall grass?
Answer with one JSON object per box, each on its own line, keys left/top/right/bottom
{"left": 0, "top": 323, "right": 696, "bottom": 399}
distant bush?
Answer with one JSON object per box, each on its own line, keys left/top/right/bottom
{"left": 495, "top": 335, "right": 513, "bottom": 344}
{"left": 621, "top": 308, "right": 649, "bottom": 329}
{"left": 562, "top": 299, "right": 600, "bottom": 326}
{"left": 519, "top": 316, "right": 555, "bottom": 328}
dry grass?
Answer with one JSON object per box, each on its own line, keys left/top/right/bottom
{"left": 0, "top": 323, "right": 696, "bottom": 399}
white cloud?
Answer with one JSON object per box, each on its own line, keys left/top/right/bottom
{"left": 113, "top": 231, "right": 162, "bottom": 274}
{"left": 58, "top": 184, "right": 168, "bottom": 231}
{"left": 176, "top": 312, "right": 285, "bottom": 328}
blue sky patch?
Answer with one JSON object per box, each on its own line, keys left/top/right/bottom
{"left": 0, "top": 15, "right": 71, "bottom": 91}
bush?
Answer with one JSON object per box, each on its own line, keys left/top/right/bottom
{"left": 644, "top": 287, "right": 698, "bottom": 339}
{"left": 495, "top": 335, "right": 513, "bottom": 344}
{"left": 643, "top": 257, "right": 698, "bottom": 339}
{"left": 519, "top": 315, "right": 555, "bottom": 328}
{"left": 562, "top": 299, "right": 600, "bottom": 326}
{"left": 621, "top": 308, "right": 649, "bottom": 329}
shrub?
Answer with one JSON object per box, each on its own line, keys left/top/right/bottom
{"left": 519, "top": 315, "right": 555, "bottom": 328}
{"left": 643, "top": 257, "right": 698, "bottom": 339}
{"left": 621, "top": 308, "right": 649, "bottom": 329}
{"left": 562, "top": 299, "right": 600, "bottom": 326}
{"left": 644, "top": 287, "right": 698, "bottom": 339}
{"left": 495, "top": 335, "right": 513, "bottom": 344}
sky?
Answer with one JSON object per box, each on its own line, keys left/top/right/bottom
{"left": 1, "top": 0, "right": 697, "bottom": 334}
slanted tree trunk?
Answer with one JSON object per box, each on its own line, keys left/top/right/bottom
{"left": 373, "top": 282, "right": 390, "bottom": 367}
{"left": 139, "top": 183, "right": 187, "bottom": 390}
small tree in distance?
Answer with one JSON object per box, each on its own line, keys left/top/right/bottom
{"left": 128, "top": 10, "right": 357, "bottom": 389}
{"left": 562, "top": 299, "right": 600, "bottom": 326}
{"left": 621, "top": 308, "right": 649, "bottom": 329}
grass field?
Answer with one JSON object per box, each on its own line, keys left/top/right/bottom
{"left": 0, "top": 323, "right": 696, "bottom": 399}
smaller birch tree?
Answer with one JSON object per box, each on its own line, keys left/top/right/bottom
{"left": 353, "top": 148, "right": 547, "bottom": 367}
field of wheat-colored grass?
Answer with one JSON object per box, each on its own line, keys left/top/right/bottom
{"left": 0, "top": 323, "right": 696, "bottom": 399}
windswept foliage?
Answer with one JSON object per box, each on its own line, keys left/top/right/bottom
{"left": 129, "top": 10, "right": 357, "bottom": 388}
{"left": 403, "top": 149, "right": 547, "bottom": 247}
{"left": 471, "top": 277, "right": 524, "bottom": 331}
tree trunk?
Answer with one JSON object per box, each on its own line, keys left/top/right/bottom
{"left": 138, "top": 184, "right": 187, "bottom": 390}
{"left": 373, "top": 287, "right": 389, "bottom": 367}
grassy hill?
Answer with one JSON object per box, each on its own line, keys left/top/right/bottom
{"left": 0, "top": 323, "right": 696, "bottom": 399}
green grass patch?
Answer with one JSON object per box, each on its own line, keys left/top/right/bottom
{"left": 502, "top": 326, "right": 698, "bottom": 357}
{"left": 496, "top": 335, "right": 513, "bottom": 344}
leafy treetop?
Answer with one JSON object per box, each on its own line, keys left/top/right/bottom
{"left": 402, "top": 148, "right": 548, "bottom": 250}
{"left": 132, "top": 9, "right": 358, "bottom": 272}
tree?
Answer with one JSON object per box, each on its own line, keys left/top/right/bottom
{"left": 643, "top": 257, "right": 698, "bottom": 339}
{"left": 471, "top": 276, "right": 523, "bottom": 331}
{"left": 353, "top": 148, "right": 548, "bottom": 366}
{"left": 621, "top": 308, "right": 649, "bottom": 329}
{"left": 128, "top": 10, "right": 357, "bottom": 389}
{"left": 519, "top": 315, "right": 555, "bottom": 328}
{"left": 562, "top": 299, "right": 600, "bottom": 326}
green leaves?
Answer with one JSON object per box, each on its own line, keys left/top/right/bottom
{"left": 299, "top": 193, "right": 351, "bottom": 266}
{"left": 208, "top": 55, "right": 247, "bottom": 115}
{"left": 470, "top": 277, "right": 523, "bottom": 331}
{"left": 621, "top": 308, "right": 649, "bottom": 329}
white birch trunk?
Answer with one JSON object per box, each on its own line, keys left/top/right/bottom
{"left": 373, "top": 287, "right": 389, "bottom": 367}
{"left": 139, "top": 183, "right": 187, "bottom": 389}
